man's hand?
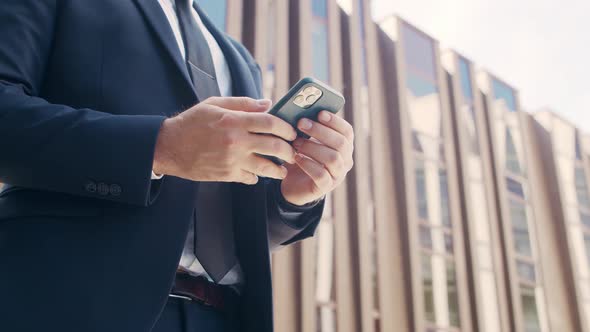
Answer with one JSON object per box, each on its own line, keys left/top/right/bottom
{"left": 152, "top": 97, "right": 297, "bottom": 184}
{"left": 280, "top": 111, "right": 354, "bottom": 206}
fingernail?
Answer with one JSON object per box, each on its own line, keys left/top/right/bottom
{"left": 257, "top": 99, "right": 272, "bottom": 107}
{"left": 299, "top": 119, "right": 313, "bottom": 130}
{"left": 292, "top": 139, "right": 303, "bottom": 149}
{"left": 295, "top": 153, "right": 304, "bottom": 162}
{"left": 319, "top": 111, "right": 331, "bottom": 122}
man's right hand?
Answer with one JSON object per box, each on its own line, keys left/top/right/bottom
{"left": 152, "top": 97, "right": 297, "bottom": 185}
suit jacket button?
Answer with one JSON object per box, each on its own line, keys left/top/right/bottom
{"left": 110, "top": 184, "right": 122, "bottom": 196}
{"left": 97, "top": 183, "right": 109, "bottom": 196}
{"left": 85, "top": 181, "right": 97, "bottom": 193}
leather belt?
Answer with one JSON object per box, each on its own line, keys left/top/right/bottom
{"left": 171, "top": 272, "right": 228, "bottom": 311}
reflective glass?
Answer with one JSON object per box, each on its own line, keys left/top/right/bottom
{"left": 401, "top": 25, "right": 436, "bottom": 82}
{"left": 196, "top": 0, "right": 227, "bottom": 31}
{"left": 585, "top": 234, "right": 590, "bottom": 268}
{"left": 492, "top": 79, "right": 517, "bottom": 112}
{"left": 439, "top": 169, "right": 451, "bottom": 227}
{"left": 420, "top": 225, "right": 433, "bottom": 249}
{"left": 580, "top": 212, "right": 590, "bottom": 227}
{"left": 421, "top": 253, "right": 436, "bottom": 323}
{"left": 312, "top": 0, "right": 330, "bottom": 82}
{"left": 458, "top": 58, "right": 473, "bottom": 101}
{"left": 575, "top": 165, "right": 590, "bottom": 208}
{"left": 507, "top": 177, "right": 525, "bottom": 198}
{"left": 444, "top": 233, "right": 454, "bottom": 254}
{"left": 446, "top": 262, "right": 460, "bottom": 327}
{"left": 312, "top": 0, "right": 328, "bottom": 17}
{"left": 517, "top": 260, "right": 536, "bottom": 282}
{"left": 416, "top": 160, "right": 429, "bottom": 220}
{"left": 520, "top": 286, "right": 541, "bottom": 332}
{"left": 509, "top": 199, "right": 529, "bottom": 230}
{"left": 506, "top": 128, "right": 522, "bottom": 174}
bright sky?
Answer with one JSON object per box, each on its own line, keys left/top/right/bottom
{"left": 372, "top": 0, "right": 590, "bottom": 132}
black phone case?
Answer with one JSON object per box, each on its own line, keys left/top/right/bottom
{"left": 268, "top": 77, "right": 345, "bottom": 138}
{"left": 262, "top": 77, "right": 345, "bottom": 165}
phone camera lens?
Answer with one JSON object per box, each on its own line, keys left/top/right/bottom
{"left": 306, "top": 95, "right": 317, "bottom": 103}
{"left": 294, "top": 95, "right": 305, "bottom": 104}
{"left": 303, "top": 87, "right": 315, "bottom": 94}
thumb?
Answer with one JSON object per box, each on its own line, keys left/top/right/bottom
{"left": 204, "top": 96, "right": 272, "bottom": 113}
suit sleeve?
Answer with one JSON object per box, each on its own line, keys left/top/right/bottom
{"left": 0, "top": 1, "right": 166, "bottom": 206}
{"left": 266, "top": 179, "right": 325, "bottom": 251}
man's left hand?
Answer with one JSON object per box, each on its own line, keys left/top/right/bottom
{"left": 280, "top": 110, "right": 355, "bottom": 206}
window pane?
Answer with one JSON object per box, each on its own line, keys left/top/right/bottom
{"left": 421, "top": 253, "right": 436, "bottom": 323}
{"left": 458, "top": 58, "right": 473, "bottom": 101}
{"left": 506, "top": 177, "right": 525, "bottom": 198}
{"left": 444, "top": 233, "right": 454, "bottom": 254}
{"left": 196, "top": 0, "right": 227, "bottom": 31}
{"left": 420, "top": 225, "right": 433, "bottom": 249}
{"left": 517, "top": 260, "right": 536, "bottom": 282}
{"left": 513, "top": 229, "right": 533, "bottom": 257}
{"left": 446, "top": 261, "right": 460, "bottom": 327}
{"left": 439, "top": 169, "right": 451, "bottom": 228}
{"left": 575, "top": 165, "right": 590, "bottom": 208}
{"left": 520, "top": 286, "right": 541, "bottom": 332}
{"left": 509, "top": 199, "right": 529, "bottom": 230}
{"left": 416, "top": 160, "right": 429, "bottom": 220}
{"left": 492, "top": 79, "right": 517, "bottom": 112}
{"left": 506, "top": 128, "right": 522, "bottom": 174}
{"left": 311, "top": 0, "right": 330, "bottom": 82}
{"left": 401, "top": 24, "right": 437, "bottom": 83}
{"left": 585, "top": 234, "right": 590, "bottom": 269}
{"left": 580, "top": 211, "right": 590, "bottom": 227}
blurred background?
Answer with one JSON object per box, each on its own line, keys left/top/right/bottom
{"left": 195, "top": 0, "right": 590, "bottom": 331}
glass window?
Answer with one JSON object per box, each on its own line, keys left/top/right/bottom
{"left": 585, "top": 234, "right": 590, "bottom": 268}
{"left": 421, "top": 253, "right": 436, "bottom": 323}
{"left": 517, "top": 260, "right": 536, "bottom": 282}
{"left": 575, "top": 165, "right": 590, "bottom": 208}
{"left": 510, "top": 200, "right": 533, "bottom": 257}
{"left": 506, "top": 128, "right": 522, "bottom": 174}
{"left": 407, "top": 75, "right": 438, "bottom": 97}
{"left": 196, "top": 0, "right": 227, "bottom": 31}
{"left": 446, "top": 262, "right": 460, "bottom": 327}
{"left": 416, "top": 160, "right": 429, "bottom": 220}
{"left": 458, "top": 58, "right": 473, "bottom": 101}
{"left": 420, "top": 225, "right": 433, "bottom": 249}
{"left": 513, "top": 229, "right": 533, "bottom": 257}
{"left": 444, "top": 234, "right": 454, "bottom": 254}
{"left": 439, "top": 169, "right": 451, "bottom": 227}
{"left": 317, "top": 307, "right": 336, "bottom": 332}
{"left": 311, "top": 0, "right": 330, "bottom": 82}
{"left": 401, "top": 25, "right": 437, "bottom": 83}
{"left": 507, "top": 177, "right": 525, "bottom": 198}
{"left": 580, "top": 211, "right": 590, "bottom": 227}
{"left": 492, "top": 79, "right": 517, "bottom": 112}
{"left": 520, "top": 286, "right": 541, "bottom": 332}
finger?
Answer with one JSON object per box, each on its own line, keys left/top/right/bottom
{"left": 241, "top": 113, "right": 297, "bottom": 141}
{"left": 204, "top": 96, "right": 272, "bottom": 113}
{"left": 297, "top": 118, "right": 351, "bottom": 154}
{"left": 292, "top": 138, "right": 343, "bottom": 179}
{"left": 234, "top": 170, "right": 259, "bottom": 185}
{"left": 243, "top": 155, "right": 289, "bottom": 180}
{"left": 249, "top": 134, "right": 296, "bottom": 164}
{"left": 294, "top": 153, "right": 333, "bottom": 193}
{"left": 317, "top": 111, "right": 354, "bottom": 142}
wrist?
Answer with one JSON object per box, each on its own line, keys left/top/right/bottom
{"left": 153, "top": 118, "right": 175, "bottom": 176}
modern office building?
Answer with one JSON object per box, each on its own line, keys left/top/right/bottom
{"left": 2, "top": 1, "right": 589, "bottom": 331}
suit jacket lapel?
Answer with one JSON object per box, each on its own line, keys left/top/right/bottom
{"left": 133, "top": 0, "right": 196, "bottom": 98}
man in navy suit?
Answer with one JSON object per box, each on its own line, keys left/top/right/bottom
{"left": 0, "top": 1, "right": 354, "bottom": 332}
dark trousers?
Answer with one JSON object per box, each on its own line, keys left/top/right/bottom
{"left": 152, "top": 295, "right": 239, "bottom": 332}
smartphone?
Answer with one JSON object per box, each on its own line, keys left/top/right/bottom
{"left": 263, "top": 77, "right": 346, "bottom": 164}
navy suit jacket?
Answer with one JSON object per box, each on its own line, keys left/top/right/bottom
{"left": 0, "top": 1, "right": 323, "bottom": 331}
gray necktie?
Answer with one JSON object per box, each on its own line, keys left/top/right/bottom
{"left": 175, "top": 0, "right": 237, "bottom": 283}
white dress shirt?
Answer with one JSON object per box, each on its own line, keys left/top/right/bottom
{"left": 156, "top": 0, "right": 243, "bottom": 284}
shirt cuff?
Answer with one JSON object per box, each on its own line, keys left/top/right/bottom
{"left": 273, "top": 181, "right": 322, "bottom": 228}
{"left": 151, "top": 171, "right": 164, "bottom": 180}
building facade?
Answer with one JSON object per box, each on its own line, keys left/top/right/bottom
{"left": 1, "top": 1, "right": 589, "bottom": 331}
